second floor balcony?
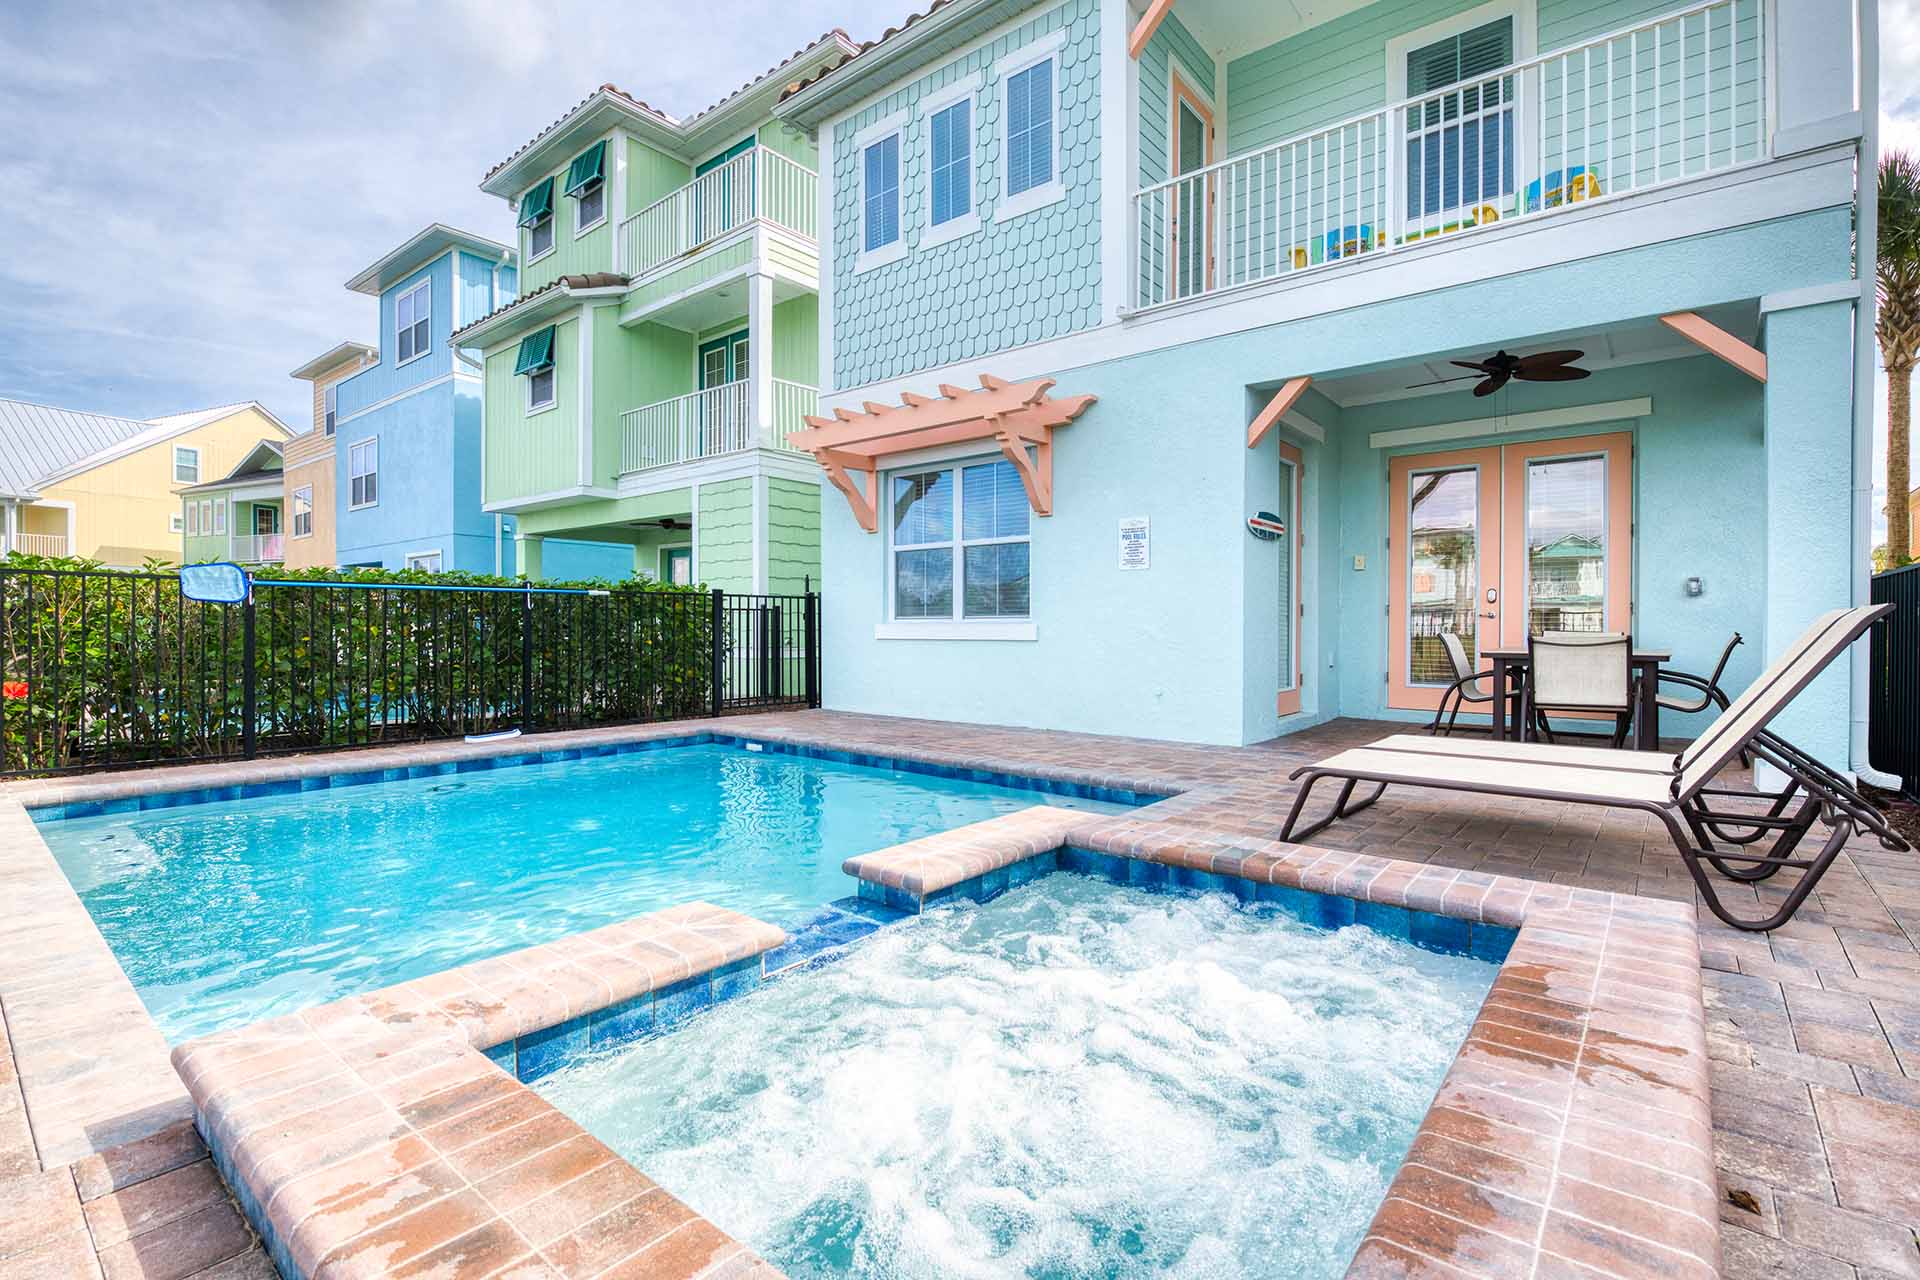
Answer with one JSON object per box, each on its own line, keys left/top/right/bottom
{"left": 618, "top": 146, "right": 818, "bottom": 279}
{"left": 619, "top": 377, "right": 817, "bottom": 476}
{"left": 233, "top": 532, "right": 285, "bottom": 563}
{"left": 1133, "top": 0, "right": 1767, "bottom": 310}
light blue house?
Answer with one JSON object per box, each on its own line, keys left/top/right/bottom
{"left": 333, "top": 224, "right": 633, "bottom": 577}
{"left": 776, "top": 0, "right": 1880, "bottom": 778}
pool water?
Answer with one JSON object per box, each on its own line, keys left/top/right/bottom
{"left": 39, "top": 744, "right": 1126, "bottom": 1041}
{"left": 538, "top": 874, "right": 1495, "bottom": 1280}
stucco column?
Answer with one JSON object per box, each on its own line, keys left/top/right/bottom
{"left": 747, "top": 271, "right": 775, "bottom": 446}
{"left": 1760, "top": 296, "right": 1856, "bottom": 769}
{"left": 516, "top": 534, "right": 545, "bottom": 583}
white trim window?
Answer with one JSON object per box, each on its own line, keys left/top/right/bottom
{"left": 576, "top": 184, "right": 605, "bottom": 233}
{"left": 199, "top": 500, "right": 212, "bottom": 536}
{"left": 291, "top": 485, "right": 313, "bottom": 538}
{"left": 888, "top": 457, "right": 1030, "bottom": 622}
{"left": 348, "top": 437, "right": 379, "bottom": 509}
{"left": 323, "top": 382, "right": 338, "bottom": 435}
{"left": 405, "top": 550, "right": 444, "bottom": 573}
{"left": 185, "top": 502, "right": 198, "bottom": 536}
{"left": 173, "top": 446, "right": 200, "bottom": 483}
{"left": 855, "top": 114, "right": 907, "bottom": 272}
{"left": 527, "top": 364, "right": 556, "bottom": 412}
{"left": 996, "top": 31, "right": 1067, "bottom": 221}
{"left": 395, "top": 279, "right": 431, "bottom": 365}
{"left": 529, "top": 215, "right": 555, "bottom": 259}
{"left": 169, "top": 513, "right": 184, "bottom": 534}
{"left": 921, "top": 79, "right": 981, "bottom": 249}
{"left": 212, "top": 498, "right": 226, "bottom": 535}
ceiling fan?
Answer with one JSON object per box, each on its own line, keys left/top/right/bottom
{"left": 1406, "top": 349, "right": 1591, "bottom": 397}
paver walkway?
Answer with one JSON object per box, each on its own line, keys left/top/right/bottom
{"left": 3, "top": 709, "right": 1915, "bottom": 1279}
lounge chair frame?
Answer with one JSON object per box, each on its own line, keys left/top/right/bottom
{"left": 1280, "top": 606, "right": 1909, "bottom": 931}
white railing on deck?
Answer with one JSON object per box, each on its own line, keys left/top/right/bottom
{"left": 233, "top": 533, "right": 285, "bottom": 563}
{"left": 11, "top": 533, "right": 67, "bottom": 557}
{"left": 1133, "top": 0, "right": 1765, "bottom": 309}
{"left": 618, "top": 147, "right": 817, "bottom": 277}
{"left": 619, "top": 380, "right": 817, "bottom": 474}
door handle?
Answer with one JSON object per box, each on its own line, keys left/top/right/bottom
{"left": 1479, "top": 611, "right": 1497, "bottom": 619}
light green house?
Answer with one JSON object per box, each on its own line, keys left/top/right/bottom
{"left": 452, "top": 34, "right": 856, "bottom": 592}
{"left": 180, "top": 439, "right": 285, "bottom": 566}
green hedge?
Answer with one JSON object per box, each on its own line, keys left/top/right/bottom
{"left": 1, "top": 555, "right": 718, "bottom": 775}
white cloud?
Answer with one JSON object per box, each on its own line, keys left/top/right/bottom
{"left": 0, "top": 0, "right": 856, "bottom": 428}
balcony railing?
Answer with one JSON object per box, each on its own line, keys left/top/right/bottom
{"left": 618, "top": 147, "right": 818, "bottom": 278}
{"left": 1133, "top": 0, "right": 1764, "bottom": 309}
{"left": 7, "top": 533, "right": 68, "bottom": 558}
{"left": 232, "top": 533, "right": 285, "bottom": 563}
{"left": 619, "top": 378, "right": 817, "bottom": 475}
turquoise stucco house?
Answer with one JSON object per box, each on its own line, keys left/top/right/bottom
{"left": 331, "top": 225, "right": 633, "bottom": 577}
{"left": 775, "top": 0, "right": 1881, "bottom": 777}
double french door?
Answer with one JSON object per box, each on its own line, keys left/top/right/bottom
{"left": 1386, "top": 432, "right": 1632, "bottom": 711}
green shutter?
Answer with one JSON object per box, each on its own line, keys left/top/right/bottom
{"left": 564, "top": 141, "right": 607, "bottom": 196}
{"left": 517, "top": 177, "right": 555, "bottom": 227}
{"left": 514, "top": 326, "right": 555, "bottom": 376}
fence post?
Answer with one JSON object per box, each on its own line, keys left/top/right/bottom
{"left": 710, "top": 589, "right": 725, "bottom": 717}
{"left": 520, "top": 580, "right": 534, "bottom": 732}
{"left": 241, "top": 594, "right": 258, "bottom": 760}
{"left": 804, "top": 591, "right": 820, "bottom": 709}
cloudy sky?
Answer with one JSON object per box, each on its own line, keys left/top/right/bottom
{"left": 1, "top": 0, "right": 1916, "bottom": 530}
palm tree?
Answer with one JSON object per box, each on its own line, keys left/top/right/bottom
{"left": 1878, "top": 150, "right": 1920, "bottom": 566}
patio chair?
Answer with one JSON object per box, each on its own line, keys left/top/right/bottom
{"left": 1658, "top": 631, "right": 1749, "bottom": 769}
{"left": 1278, "top": 605, "right": 1908, "bottom": 931}
{"left": 1523, "top": 631, "right": 1634, "bottom": 748}
{"left": 1425, "top": 632, "right": 1524, "bottom": 736}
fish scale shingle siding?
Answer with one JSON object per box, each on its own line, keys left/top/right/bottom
{"left": 830, "top": 0, "right": 1101, "bottom": 390}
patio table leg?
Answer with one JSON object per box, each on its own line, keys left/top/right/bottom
{"left": 1491, "top": 657, "right": 1513, "bottom": 740}
{"left": 1635, "top": 658, "right": 1660, "bottom": 751}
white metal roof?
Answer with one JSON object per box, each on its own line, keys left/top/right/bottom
{"left": 0, "top": 398, "right": 291, "bottom": 500}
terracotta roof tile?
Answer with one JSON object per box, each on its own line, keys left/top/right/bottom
{"left": 782, "top": 2, "right": 956, "bottom": 101}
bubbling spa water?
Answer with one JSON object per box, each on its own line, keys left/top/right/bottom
{"left": 539, "top": 874, "right": 1495, "bottom": 1279}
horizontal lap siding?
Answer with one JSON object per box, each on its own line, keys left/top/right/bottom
{"left": 697, "top": 478, "right": 753, "bottom": 592}
{"left": 622, "top": 239, "right": 753, "bottom": 314}
{"left": 831, "top": 0, "right": 1101, "bottom": 389}
{"left": 768, "top": 477, "right": 822, "bottom": 594}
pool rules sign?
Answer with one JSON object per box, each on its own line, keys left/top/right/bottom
{"left": 1118, "top": 517, "right": 1149, "bottom": 570}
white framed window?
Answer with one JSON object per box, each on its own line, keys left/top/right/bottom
{"left": 348, "top": 437, "right": 379, "bottom": 509}
{"left": 920, "top": 79, "right": 981, "bottom": 249}
{"left": 199, "top": 500, "right": 212, "bottom": 535}
{"left": 529, "top": 208, "right": 555, "bottom": 260}
{"left": 995, "top": 32, "right": 1067, "bottom": 221}
{"left": 173, "top": 446, "right": 199, "bottom": 483}
{"left": 575, "top": 183, "right": 605, "bottom": 233}
{"left": 212, "top": 499, "right": 226, "bottom": 535}
{"left": 169, "top": 514, "right": 184, "bottom": 534}
{"left": 854, "top": 113, "right": 907, "bottom": 273}
{"left": 291, "top": 486, "right": 313, "bottom": 538}
{"left": 405, "top": 550, "right": 443, "bottom": 572}
{"left": 395, "top": 280, "right": 430, "bottom": 365}
{"left": 527, "top": 365, "right": 556, "bottom": 412}
{"left": 886, "top": 457, "right": 1031, "bottom": 630}
{"left": 184, "top": 502, "right": 198, "bottom": 536}
{"left": 323, "top": 383, "right": 338, "bottom": 435}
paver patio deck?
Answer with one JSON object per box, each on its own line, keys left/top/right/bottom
{"left": 3, "top": 709, "right": 1915, "bottom": 1279}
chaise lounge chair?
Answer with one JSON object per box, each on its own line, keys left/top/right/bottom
{"left": 1279, "top": 605, "right": 1908, "bottom": 931}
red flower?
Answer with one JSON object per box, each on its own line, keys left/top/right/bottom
{"left": 2, "top": 681, "right": 27, "bottom": 700}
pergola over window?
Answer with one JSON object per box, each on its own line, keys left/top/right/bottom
{"left": 788, "top": 374, "right": 1097, "bottom": 532}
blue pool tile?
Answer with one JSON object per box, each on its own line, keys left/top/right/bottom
{"left": 482, "top": 1040, "right": 517, "bottom": 1073}
{"left": 1315, "top": 893, "right": 1358, "bottom": 929}
{"left": 1125, "top": 857, "right": 1169, "bottom": 890}
{"left": 977, "top": 866, "right": 1011, "bottom": 902}
{"left": 856, "top": 879, "right": 886, "bottom": 904}
{"left": 1255, "top": 882, "right": 1319, "bottom": 923}
{"left": 589, "top": 993, "right": 655, "bottom": 1049}
{"left": 1411, "top": 911, "right": 1472, "bottom": 955}
{"left": 1355, "top": 900, "right": 1411, "bottom": 941}
{"left": 1091, "top": 853, "right": 1129, "bottom": 885}
{"left": 1057, "top": 847, "right": 1093, "bottom": 875}
{"left": 516, "top": 1017, "right": 589, "bottom": 1082}
{"left": 712, "top": 958, "right": 763, "bottom": 1005}
{"left": 654, "top": 975, "right": 712, "bottom": 1029}
{"left": 827, "top": 894, "right": 910, "bottom": 925}
{"left": 1470, "top": 923, "right": 1519, "bottom": 963}
{"left": 1009, "top": 853, "right": 1056, "bottom": 886}
{"left": 883, "top": 886, "right": 921, "bottom": 915}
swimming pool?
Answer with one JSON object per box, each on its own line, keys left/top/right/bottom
{"left": 538, "top": 873, "right": 1497, "bottom": 1280}
{"left": 36, "top": 741, "right": 1131, "bottom": 1041}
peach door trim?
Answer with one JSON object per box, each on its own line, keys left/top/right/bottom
{"left": 1276, "top": 440, "right": 1304, "bottom": 717}
{"left": 1387, "top": 446, "right": 1502, "bottom": 713}
{"left": 1496, "top": 432, "right": 1634, "bottom": 650}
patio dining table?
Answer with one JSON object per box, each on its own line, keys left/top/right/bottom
{"left": 1482, "top": 645, "right": 1670, "bottom": 751}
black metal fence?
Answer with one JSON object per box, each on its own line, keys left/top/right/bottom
{"left": 0, "top": 567, "right": 820, "bottom": 777}
{"left": 1870, "top": 562, "right": 1919, "bottom": 799}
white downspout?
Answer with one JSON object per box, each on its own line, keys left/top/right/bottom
{"left": 1851, "top": 0, "right": 1900, "bottom": 787}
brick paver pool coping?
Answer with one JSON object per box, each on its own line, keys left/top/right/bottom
{"left": 4, "top": 711, "right": 1725, "bottom": 1279}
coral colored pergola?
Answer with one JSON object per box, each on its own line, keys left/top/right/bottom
{"left": 788, "top": 374, "right": 1098, "bottom": 533}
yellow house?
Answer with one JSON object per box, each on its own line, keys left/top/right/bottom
{"left": 285, "top": 341, "right": 378, "bottom": 570}
{"left": 0, "top": 398, "right": 293, "bottom": 567}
